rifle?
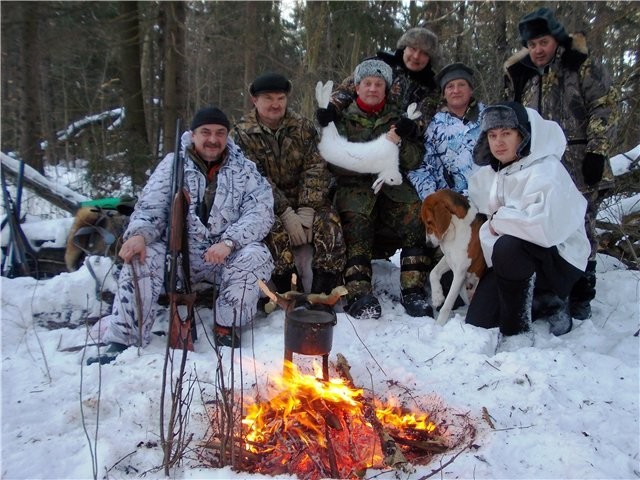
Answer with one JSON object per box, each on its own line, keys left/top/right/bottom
{"left": 165, "top": 119, "right": 196, "bottom": 351}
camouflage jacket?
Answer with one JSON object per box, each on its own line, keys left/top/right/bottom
{"left": 331, "top": 50, "right": 441, "bottom": 132}
{"left": 232, "top": 109, "right": 332, "bottom": 216}
{"left": 331, "top": 101, "right": 424, "bottom": 211}
{"left": 504, "top": 33, "right": 619, "bottom": 190}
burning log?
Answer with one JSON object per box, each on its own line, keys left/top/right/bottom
{"left": 335, "top": 353, "right": 410, "bottom": 471}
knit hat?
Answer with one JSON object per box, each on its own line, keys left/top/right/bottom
{"left": 190, "top": 106, "right": 230, "bottom": 131}
{"left": 249, "top": 72, "right": 292, "bottom": 96}
{"left": 396, "top": 27, "right": 440, "bottom": 67}
{"left": 518, "top": 7, "right": 569, "bottom": 46}
{"left": 473, "top": 102, "right": 532, "bottom": 166}
{"left": 436, "top": 62, "right": 474, "bottom": 91}
{"left": 353, "top": 59, "right": 393, "bottom": 87}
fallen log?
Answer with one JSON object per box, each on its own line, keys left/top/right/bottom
{"left": 1, "top": 152, "right": 88, "bottom": 214}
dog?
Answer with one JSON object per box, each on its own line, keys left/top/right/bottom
{"left": 64, "top": 207, "right": 129, "bottom": 271}
{"left": 420, "top": 189, "right": 487, "bottom": 325}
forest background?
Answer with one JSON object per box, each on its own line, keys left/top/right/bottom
{"left": 1, "top": 0, "right": 639, "bottom": 196}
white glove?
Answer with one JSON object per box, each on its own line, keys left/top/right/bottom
{"left": 297, "top": 207, "right": 315, "bottom": 243}
{"left": 281, "top": 207, "right": 307, "bottom": 246}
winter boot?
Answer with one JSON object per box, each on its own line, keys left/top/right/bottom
{"left": 86, "top": 342, "right": 128, "bottom": 366}
{"left": 401, "top": 287, "right": 433, "bottom": 318}
{"left": 400, "top": 246, "right": 433, "bottom": 317}
{"left": 533, "top": 291, "right": 572, "bottom": 336}
{"left": 346, "top": 293, "right": 382, "bottom": 320}
{"left": 569, "top": 260, "right": 596, "bottom": 320}
{"left": 496, "top": 274, "right": 535, "bottom": 336}
{"left": 214, "top": 323, "right": 240, "bottom": 348}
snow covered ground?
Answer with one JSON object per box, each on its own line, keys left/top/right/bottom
{"left": 1, "top": 250, "right": 638, "bottom": 479}
{"left": 1, "top": 148, "right": 639, "bottom": 479}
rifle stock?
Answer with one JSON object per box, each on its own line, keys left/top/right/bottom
{"left": 166, "top": 119, "right": 196, "bottom": 351}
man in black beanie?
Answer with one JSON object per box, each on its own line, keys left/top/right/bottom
{"left": 87, "top": 106, "right": 275, "bottom": 363}
{"left": 504, "top": 7, "right": 619, "bottom": 320}
{"left": 232, "top": 73, "right": 346, "bottom": 305}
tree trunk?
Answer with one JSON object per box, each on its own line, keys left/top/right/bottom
{"left": 18, "top": 2, "right": 44, "bottom": 174}
{"left": 118, "top": 1, "right": 151, "bottom": 187}
{"left": 243, "top": 2, "right": 258, "bottom": 113}
{"left": 161, "top": 1, "right": 186, "bottom": 156}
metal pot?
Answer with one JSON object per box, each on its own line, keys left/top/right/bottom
{"left": 284, "top": 307, "right": 337, "bottom": 356}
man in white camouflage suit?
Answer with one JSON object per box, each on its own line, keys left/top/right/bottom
{"left": 88, "top": 107, "right": 274, "bottom": 364}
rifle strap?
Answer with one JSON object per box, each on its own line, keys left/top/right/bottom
{"left": 180, "top": 197, "right": 192, "bottom": 294}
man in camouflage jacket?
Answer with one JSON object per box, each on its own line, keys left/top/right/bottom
{"left": 232, "top": 73, "right": 346, "bottom": 298}
{"left": 504, "top": 7, "right": 619, "bottom": 320}
{"left": 317, "top": 59, "right": 436, "bottom": 320}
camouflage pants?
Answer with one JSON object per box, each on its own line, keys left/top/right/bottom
{"left": 338, "top": 195, "right": 437, "bottom": 300}
{"left": 95, "top": 238, "right": 273, "bottom": 346}
{"left": 265, "top": 204, "right": 346, "bottom": 276}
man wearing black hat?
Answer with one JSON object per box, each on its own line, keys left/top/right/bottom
{"left": 232, "top": 73, "right": 346, "bottom": 302}
{"left": 504, "top": 7, "right": 619, "bottom": 320}
{"left": 87, "top": 107, "right": 275, "bottom": 363}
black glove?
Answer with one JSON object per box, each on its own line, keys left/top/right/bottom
{"left": 316, "top": 103, "right": 338, "bottom": 127}
{"left": 582, "top": 152, "right": 606, "bottom": 186}
{"left": 394, "top": 117, "right": 419, "bottom": 139}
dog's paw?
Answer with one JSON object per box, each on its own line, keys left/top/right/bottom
{"left": 436, "top": 310, "right": 451, "bottom": 326}
{"left": 431, "top": 288, "right": 445, "bottom": 308}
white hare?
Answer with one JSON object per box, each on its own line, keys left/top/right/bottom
{"left": 315, "top": 80, "right": 421, "bottom": 194}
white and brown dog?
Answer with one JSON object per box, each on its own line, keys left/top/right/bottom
{"left": 420, "top": 189, "right": 486, "bottom": 325}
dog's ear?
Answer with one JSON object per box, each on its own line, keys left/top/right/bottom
{"left": 442, "top": 190, "right": 469, "bottom": 219}
{"left": 432, "top": 201, "right": 453, "bottom": 238}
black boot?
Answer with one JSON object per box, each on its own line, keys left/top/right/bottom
{"left": 533, "top": 291, "right": 572, "bottom": 336}
{"left": 401, "top": 287, "right": 433, "bottom": 318}
{"left": 569, "top": 260, "right": 596, "bottom": 320}
{"left": 346, "top": 293, "right": 382, "bottom": 319}
{"left": 214, "top": 323, "right": 240, "bottom": 348}
{"left": 497, "top": 275, "right": 534, "bottom": 336}
{"left": 400, "top": 247, "right": 433, "bottom": 317}
{"left": 86, "top": 342, "right": 129, "bottom": 366}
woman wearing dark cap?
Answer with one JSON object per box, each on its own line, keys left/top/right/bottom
{"left": 407, "top": 62, "right": 485, "bottom": 201}
{"left": 466, "top": 102, "right": 590, "bottom": 350}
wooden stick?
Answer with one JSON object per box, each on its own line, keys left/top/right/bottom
{"left": 334, "top": 353, "right": 409, "bottom": 469}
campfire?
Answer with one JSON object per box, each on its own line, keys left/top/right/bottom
{"left": 201, "top": 354, "right": 475, "bottom": 480}
{"left": 199, "top": 283, "right": 475, "bottom": 479}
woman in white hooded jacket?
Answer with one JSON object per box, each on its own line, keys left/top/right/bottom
{"left": 466, "top": 102, "right": 590, "bottom": 342}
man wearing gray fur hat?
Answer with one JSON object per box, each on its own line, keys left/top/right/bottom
{"left": 504, "top": 7, "right": 619, "bottom": 321}
{"left": 327, "top": 27, "right": 441, "bottom": 130}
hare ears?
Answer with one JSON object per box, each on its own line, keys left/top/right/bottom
{"left": 406, "top": 102, "right": 422, "bottom": 120}
{"left": 315, "top": 80, "right": 334, "bottom": 108}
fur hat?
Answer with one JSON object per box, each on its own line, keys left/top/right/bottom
{"left": 396, "top": 27, "right": 440, "bottom": 67}
{"left": 353, "top": 59, "right": 393, "bottom": 87}
{"left": 436, "top": 62, "right": 474, "bottom": 91}
{"left": 473, "top": 102, "right": 532, "bottom": 166}
{"left": 518, "top": 7, "right": 569, "bottom": 46}
{"left": 190, "top": 106, "right": 230, "bottom": 131}
{"left": 249, "top": 72, "right": 292, "bottom": 96}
